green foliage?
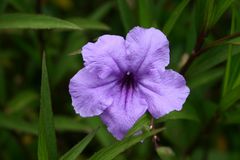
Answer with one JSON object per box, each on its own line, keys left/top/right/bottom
{"left": 89, "top": 128, "right": 164, "bottom": 160}
{"left": 117, "top": 0, "right": 135, "bottom": 32}
{"left": 163, "top": 0, "right": 190, "bottom": 35}
{"left": 220, "top": 85, "right": 240, "bottom": 111}
{"left": 138, "top": 0, "right": 153, "bottom": 27}
{"left": 60, "top": 128, "right": 98, "bottom": 160}
{"left": 156, "top": 146, "right": 176, "bottom": 160}
{"left": 0, "top": 14, "right": 81, "bottom": 30}
{"left": 0, "top": 113, "right": 37, "bottom": 134}
{"left": 38, "top": 53, "right": 57, "bottom": 160}
{"left": 67, "top": 18, "right": 110, "bottom": 30}
{"left": 1, "top": 0, "right": 240, "bottom": 159}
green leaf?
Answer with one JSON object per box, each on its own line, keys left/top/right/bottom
{"left": 0, "top": 13, "right": 81, "bottom": 30}
{"left": 0, "top": 113, "right": 37, "bottom": 135}
{"left": 126, "top": 114, "right": 150, "bottom": 137}
{"left": 89, "top": 128, "right": 164, "bottom": 160}
{"left": 89, "top": 1, "right": 114, "bottom": 21}
{"left": 0, "top": 0, "right": 7, "bottom": 13}
{"left": 60, "top": 128, "right": 98, "bottom": 160}
{"left": 54, "top": 116, "right": 92, "bottom": 133}
{"left": 220, "top": 85, "right": 240, "bottom": 111}
{"left": 7, "top": 0, "right": 34, "bottom": 12}
{"left": 186, "top": 45, "right": 240, "bottom": 77}
{"left": 225, "top": 108, "right": 240, "bottom": 124}
{"left": 38, "top": 53, "right": 57, "bottom": 160}
{"left": 67, "top": 18, "right": 110, "bottom": 30}
{"left": 222, "top": 7, "right": 236, "bottom": 96}
{"left": 6, "top": 90, "right": 38, "bottom": 114}
{"left": 188, "top": 67, "right": 224, "bottom": 89}
{"left": 87, "top": 117, "right": 114, "bottom": 147}
{"left": 213, "top": 0, "right": 234, "bottom": 27}
{"left": 157, "top": 104, "right": 200, "bottom": 123}
{"left": 163, "top": 0, "right": 190, "bottom": 35}
{"left": 0, "top": 68, "right": 6, "bottom": 104}
{"left": 233, "top": 70, "right": 240, "bottom": 88}
{"left": 138, "top": 0, "right": 152, "bottom": 27}
{"left": 156, "top": 146, "right": 176, "bottom": 160}
{"left": 117, "top": 0, "right": 135, "bottom": 33}
{"left": 203, "top": 0, "right": 215, "bottom": 31}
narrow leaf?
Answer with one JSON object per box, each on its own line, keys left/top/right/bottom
{"left": 6, "top": 90, "right": 38, "bottom": 114}
{"left": 117, "top": 0, "right": 135, "bottom": 33}
{"left": 163, "top": 0, "right": 190, "bottom": 35}
{"left": 138, "top": 0, "right": 152, "bottom": 27}
{"left": 225, "top": 109, "right": 240, "bottom": 124}
{"left": 0, "top": 113, "right": 37, "bottom": 135}
{"left": 126, "top": 114, "right": 150, "bottom": 137}
{"left": 213, "top": 0, "right": 234, "bottom": 27}
{"left": 38, "top": 53, "right": 57, "bottom": 160}
{"left": 203, "top": 0, "right": 215, "bottom": 31}
{"left": 54, "top": 116, "right": 92, "bottom": 133}
{"left": 89, "top": 1, "right": 114, "bottom": 21}
{"left": 188, "top": 67, "right": 224, "bottom": 89}
{"left": 156, "top": 104, "right": 199, "bottom": 123}
{"left": 89, "top": 128, "right": 164, "bottom": 160}
{"left": 222, "top": 7, "right": 236, "bottom": 95}
{"left": 67, "top": 18, "right": 110, "bottom": 30}
{"left": 186, "top": 45, "right": 240, "bottom": 77}
{"left": 220, "top": 85, "right": 240, "bottom": 111}
{"left": 0, "top": 13, "right": 81, "bottom": 30}
{"left": 60, "top": 128, "right": 98, "bottom": 160}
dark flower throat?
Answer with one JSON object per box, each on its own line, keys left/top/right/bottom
{"left": 121, "top": 71, "right": 136, "bottom": 89}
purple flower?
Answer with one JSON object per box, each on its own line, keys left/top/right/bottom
{"left": 69, "top": 27, "right": 190, "bottom": 140}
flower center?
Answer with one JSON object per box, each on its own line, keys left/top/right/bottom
{"left": 121, "top": 71, "right": 136, "bottom": 89}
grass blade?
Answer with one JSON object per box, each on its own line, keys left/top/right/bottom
{"left": 60, "top": 128, "right": 99, "bottom": 160}
{"left": 0, "top": 113, "right": 37, "bottom": 135}
{"left": 89, "top": 128, "right": 164, "bottom": 160}
{"left": 220, "top": 85, "right": 240, "bottom": 111}
{"left": 38, "top": 53, "right": 57, "bottom": 160}
{"left": 222, "top": 7, "right": 236, "bottom": 96}
{"left": 117, "top": 0, "right": 135, "bottom": 33}
{"left": 54, "top": 116, "right": 92, "bottom": 133}
{"left": 138, "top": 0, "right": 152, "bottom": 27}
{"left": 0, "top": 13, "right": 81, "bottom": 30}
{"left": 163, "top": 0, "right": 190, "bottom": 35}
{"left": 67, "top": 18, "right": 110, "bottom": 30}
{"left": 89, "top": 1, "right": 114, "bottom": 21}
{"left": 213, "top": 0, "right": 234, "bottom": 27}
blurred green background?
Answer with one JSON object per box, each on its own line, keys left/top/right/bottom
{"left": 0, "top": 0, "right": 240, "bottom": 159}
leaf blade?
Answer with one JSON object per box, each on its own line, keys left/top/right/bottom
{"left": 89, "top": 128, "right": 164, "bottom": 160}
{"left": 0, "top": 13, "right": 81, "bottom": 30}
{"left": 220, "top": 85, "right": 240, "bottom": 111}
{"left": 117, "top": 0, "right": 135, "bottom": 33}
{"left": 60, "top": 128, "right": 98, "bottom": 160}
{"left": 163, "top": 0, "right": 190, "bottom": 35}
{"left": 138, "top": 0, "right": 152, "bottom": 27}
{"left": 38, "top": 53, "right": 57, "bottom": 160}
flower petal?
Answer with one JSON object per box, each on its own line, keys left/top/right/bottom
{"left": 125, "top": 26, "right": 169, "bottom": 73}
{"left": 139, "top": 69, "right": 190, "bottom": 118}
{"left": 69, "top": 68, "right": 118, "bottom": 117}
{"left": 100, "top": 87, "right": 148, "bottom": 140}
{"left": 82, "top": 35, "right": 127, "bottom": 79}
